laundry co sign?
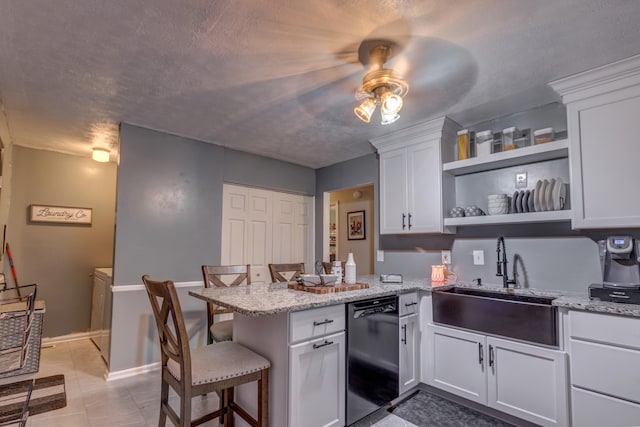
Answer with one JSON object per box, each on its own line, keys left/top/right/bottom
{"left": 29, "top": 204, "right": 92, "bottom": 225}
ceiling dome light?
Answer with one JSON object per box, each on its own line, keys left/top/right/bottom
{"left": 354, "top": 98, "right": 377, "bottom": 123}
{"left": 92, "top": 148, "right": 110, "bottom": 162}
{"left": 354, "top": 43, "right": 409, "bottom": 125}
{"left": 380, "top": 92, "right": 403, "bottom": 114}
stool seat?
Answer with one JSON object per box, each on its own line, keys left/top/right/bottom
{"left": 209, "top": 320, "right": 233, "bottom": 342}
{"left": 168, "top": 341, "right": 270, "bottom": 385}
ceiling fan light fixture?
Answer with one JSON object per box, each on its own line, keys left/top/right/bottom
{"left": 92, "top": 147, "right": 110, "bottom": 162}
{"left": 354, "top": 98, "right": 377, "bottom": 123}
{"left": 354, "top": 42, "right": 409, "bottom": 125}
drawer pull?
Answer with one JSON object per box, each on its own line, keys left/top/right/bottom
{"left": 404, "top": 302, "right": 417, "bottom": 307}
{"left": 313, "top": 340, "right": 334, "bottom": 350}
{"left": 313, "top": 319, "right": 334, "bottom": 326}
{"left": 489, "top": 344, "right": 495, "bottom": 367}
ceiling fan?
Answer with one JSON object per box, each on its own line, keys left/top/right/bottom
{"left": 353, "top": 39, "right": 409, "bottom": 125}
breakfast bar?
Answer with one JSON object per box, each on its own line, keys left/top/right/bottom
{"left": 189, "top": 275, "right": 432, "bottom": 427}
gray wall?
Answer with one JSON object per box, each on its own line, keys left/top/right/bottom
{"left": 6, "top": 146, "right": 116, "bottom": 337}
{"left": 110, "top": 124, "right": 315, "bottom": 372}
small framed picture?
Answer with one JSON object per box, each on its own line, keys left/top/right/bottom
{"left": 347, "top": 210, "right": 365, "bottom": 240}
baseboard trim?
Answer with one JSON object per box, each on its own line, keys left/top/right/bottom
{"left": 106, "top": 361, "right": 160, "bottom": 382}
{"left": 42, "top": 331, "right": 95, "bottom": 346}
{"left": 111, "top": 280, "right": 202, "bottom": 292}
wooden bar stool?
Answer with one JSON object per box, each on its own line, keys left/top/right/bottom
{"left": 268, "top": 263, "right": 305, "bottom": 283}
{"left": 142, "top": 275, "right": 269, "bottom": 427}
{"left": 201, "top": 265, "right": 251, "bottom": 344}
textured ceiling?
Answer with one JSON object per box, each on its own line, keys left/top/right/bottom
{"left": 0, "top": 1, "right": 639, "bottom": 168}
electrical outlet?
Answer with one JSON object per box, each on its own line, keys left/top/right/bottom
{"left": 441, "top": 250, "right": 451, "bottom": 265}
{"left": 377, "top": 250, "right": 384, "bottom": 262}
{"left": 473, "top": 250, "right": 485, "bottom": 265}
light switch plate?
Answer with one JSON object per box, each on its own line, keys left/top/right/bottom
{"left": 473, "top": 250, "right": 485, "bottom": 265}
{"left": 515, "top": 171, "right": 527, "bottom": 189}
{"left": 377, "top": 250, "right": 384, "bottom": 262}
{"left": 441, "top": 250, "right": 451, "bottom": 265}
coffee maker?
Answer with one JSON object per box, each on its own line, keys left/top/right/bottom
{"left": 589, "top": 236, "right": 640, "bottom": 303}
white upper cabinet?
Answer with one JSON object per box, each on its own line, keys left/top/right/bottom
{"left": 550, "top": 54, "right": 640, "bottom": 229}
{"left": 372, "top": 117, "right": 459, "bottom": 234}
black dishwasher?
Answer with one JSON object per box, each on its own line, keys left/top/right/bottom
{"left": 346, "top": 296, "right": 399, "bottom": 425}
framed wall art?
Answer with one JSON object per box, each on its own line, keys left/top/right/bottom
{"left": 29, "top": 204, "right": 92, "bottom": 225}
{"left": 347, "top": 210, "right": 365, "bottom": 240}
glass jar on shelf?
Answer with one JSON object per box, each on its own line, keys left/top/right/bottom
{"left": 476, "top": 130, "right": 493, "bottom": 157}
{"left": 456, "top": 129, "right": 476, "bottom": 160}
{"left": 502, "top": 127, "right": 518, "bottom": 151}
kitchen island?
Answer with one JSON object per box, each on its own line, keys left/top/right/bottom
{"left": 189, "top": 275, "right": 432, "bottom": 427}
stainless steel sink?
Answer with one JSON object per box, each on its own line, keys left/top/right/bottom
{"left": 432, "top": 286, "right": 558, "bottom": 346}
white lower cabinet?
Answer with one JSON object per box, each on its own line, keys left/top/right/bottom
{"left": 426, "top": 324, "right": 569, "bottom": 427}
{"left": 568, "top": 310, "right": 640, "bottom": 426}
{"left": 289, "top": 332, "right": 346, "bottom": 427}
{"left": 399, "top": 313, "right": 419, "bottom": 394}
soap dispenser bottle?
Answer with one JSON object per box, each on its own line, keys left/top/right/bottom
{"left": 345, "top": 251, "right": 356, "bottom": 284}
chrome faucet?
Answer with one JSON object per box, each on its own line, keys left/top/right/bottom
{"left": 496, "top": 236, "right": 516, "bottom": 288}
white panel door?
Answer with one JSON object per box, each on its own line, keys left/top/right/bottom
{"left": 487, "top": 337, "right": 568, "bottom": 427}
{"left": 426, "top": 324, "right": 487, "bottom": 404}
{"left": 222, "top": 185, "right": 249, "bottom": 266}
{"left": 222, "top": 184, "right": 313, "bottom": 284}
{"left": 379, "top": 149, "right": 407, "bottom": 234}
{"left": 289, "top": 332, "right": 345, "bottom": 427}
{"left": 247, "top": 188, "right": 272, "bottom": 284}
{"left": 407, "top": 141, "right": 441, "bottom": 233}
{"left": 222, "top": 185, "right": 271, "bottom": 285}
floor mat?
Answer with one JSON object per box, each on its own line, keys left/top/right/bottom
{"left": 390, "top": 390, "right": 514, "bottom": 427}
{"left": 0, "top": 374, "right": 66, "bottom": 422}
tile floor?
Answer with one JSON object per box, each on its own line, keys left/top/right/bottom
{"left": 0, "top": 339, "right": 220, "bottom": 426}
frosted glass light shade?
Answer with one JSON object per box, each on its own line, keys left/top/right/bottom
{"left": 381, "top": 111, "right": 400, "bottom": 125}
{"left": 354, "top": 98, "right": 377, "bottom": 123}
{"left": 92, "top": 148, "right": 110, "bottom": 162}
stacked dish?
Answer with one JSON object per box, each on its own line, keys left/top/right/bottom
{"left": 488, "top": 194, "right": 509, "bottom": 215}
{"left": 534, "top": 177, "right": 566, "bottom": 212}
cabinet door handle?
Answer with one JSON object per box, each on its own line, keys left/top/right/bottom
{"left": 408, "top": 213, "right": 412, "bottom": 230}
{"left": 313, "top": 319, "right": 334, "bottom": 326}
{"left": 313, "top": 340, "right": 334, "bottom": 350}
{"left": 489, "top": 344, "right": 494, "bottom": 367}
{"left": 478, "top": 343, "right": 483, "bottom": 365}
{"left": 402, "top": 213, "right": 406, "bottom": 230}
{"left": 401, "top": 324, "right": 407, "bottom": 345}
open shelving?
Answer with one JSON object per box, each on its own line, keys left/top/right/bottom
{"left": 443, "top": 139, "right": 569, "bottom": 176}
{"left": 444, "top": 210, "right": 571, "bottom": 227}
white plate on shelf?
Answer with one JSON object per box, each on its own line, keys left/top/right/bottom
{"left": 546, "top": 178, "right": 556, "bottom": 210}
{"left": 539, "top": 179, "right": 549, "bottom": 211}
{"left": 528, "top": 189, "right": 535, "bottom": 212}
{"left": 553, "top": 177, "right": 566, "bottom": 210}
{"left": 534, "top": 180, "right": 543, "bottom": 212}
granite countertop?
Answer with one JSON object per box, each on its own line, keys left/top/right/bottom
{"left": 188, "top": 275, "right": 434, "bottom": 317}
{"left": 189, "top": 275, "right": 640, "bottom": 319}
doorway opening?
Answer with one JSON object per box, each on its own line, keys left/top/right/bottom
{"left": 324, "top": 184, "right": 374, "bottom": 274}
